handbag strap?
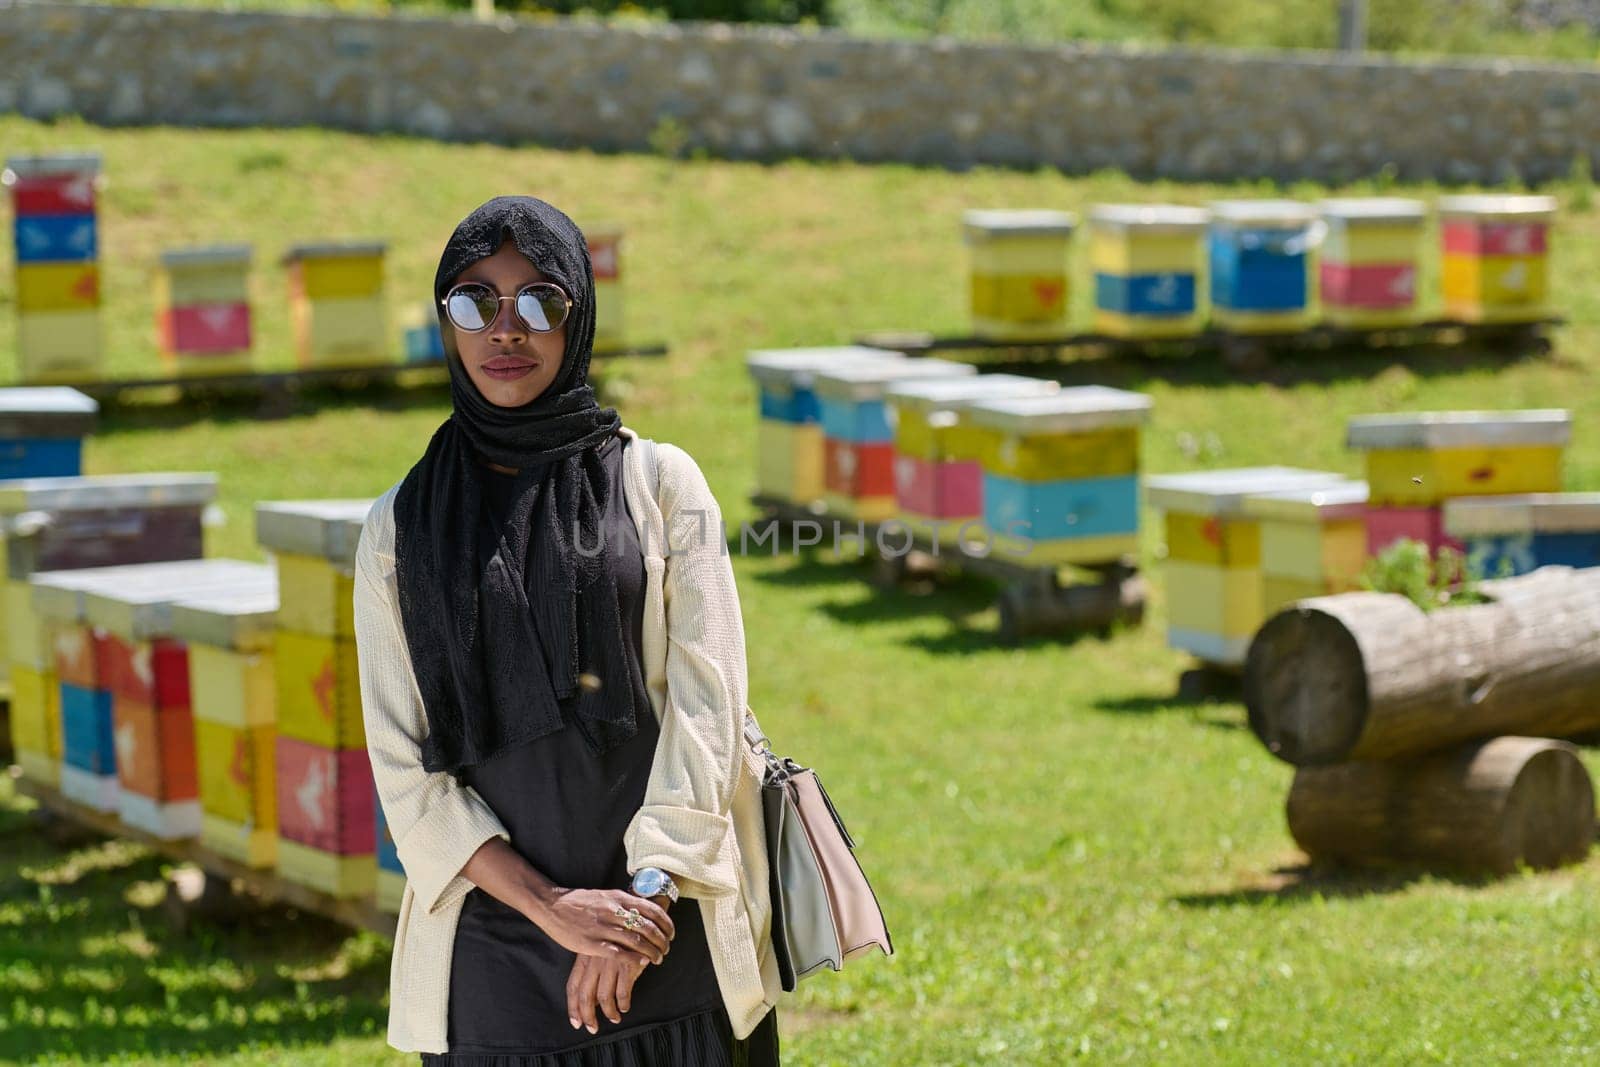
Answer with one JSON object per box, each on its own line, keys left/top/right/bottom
{"left": 638, "top": 433, "right": 775, "bottom": 767}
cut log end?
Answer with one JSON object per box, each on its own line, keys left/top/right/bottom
{"left": 1245, "top": 604, "right": 1370, "bottom": 765}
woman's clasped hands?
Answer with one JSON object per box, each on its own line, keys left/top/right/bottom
{"left": 535, "top": 887, "right": 675, "bottom": 1034}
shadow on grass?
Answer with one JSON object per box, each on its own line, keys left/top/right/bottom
{"left": 1173, "top": 861, "right": 1502, "bottom": 908}
{"left": 98, "top": 375, "right": 454, "bottom": 432}
{"left": 0, "top": 788, "right": 390, "bottom": 1063}
{"left": 955, "top": 333, "right": 1557, "bottom": 392}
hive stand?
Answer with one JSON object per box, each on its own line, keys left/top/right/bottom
{"left": 749, "top": 493, "right": 1144, "bottom": 645}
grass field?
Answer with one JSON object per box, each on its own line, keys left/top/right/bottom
{"left": 3, "top": 112, "right": 1600, "bottom": 1064}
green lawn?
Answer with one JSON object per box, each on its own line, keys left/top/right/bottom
{"left": 3, "top": 113, "right": 1600, "bottom": 1064}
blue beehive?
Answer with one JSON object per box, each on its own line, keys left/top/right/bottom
{"left": 1207, "top": 200, "right": 1318, "bottom": 333}
{"left": 0, "top": 388, "right": 98, "bottom": 481}
{"left": 1444, "top": 494, "right": 1600, "bottom": 578}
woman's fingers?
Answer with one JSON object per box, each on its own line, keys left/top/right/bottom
{"left": 630, "top": 895, "right": 676, "bottom": 943}
{"left": 596, "top": 964, "right": 621, "bottom": 1025}
{"left": 565, "top": 955, "right": 589, "bottom": 1032}
{"left": 616, "top": 956, "right": 643, "bottom": 1016}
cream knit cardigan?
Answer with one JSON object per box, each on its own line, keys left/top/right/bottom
{"left": 354, "top": 425, "right": 782, "bottom": 1055}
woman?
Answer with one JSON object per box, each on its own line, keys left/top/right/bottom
{"left": 353, "top": 195, "right": 782, "bottom": 1064}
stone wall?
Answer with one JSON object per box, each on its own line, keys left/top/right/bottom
{"left": 3, "top": 0, "right": 1598, "bottom": 184}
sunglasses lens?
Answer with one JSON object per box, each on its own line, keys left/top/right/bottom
{"left": 517, "top": 286, "right": 569, "bottom": 333}
{"left": 446, "top": 285, "right": 496, "bottom": 331}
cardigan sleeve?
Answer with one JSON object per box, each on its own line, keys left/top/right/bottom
{"left": 623, "top": 444, "right": 749, "bottom": 901}
{"left": 354, "top": 486, "right": 512, "bottom": 917}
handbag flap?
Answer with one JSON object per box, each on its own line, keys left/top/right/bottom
{"left": 786, "top": 770, "right": 894, "bottom": 963}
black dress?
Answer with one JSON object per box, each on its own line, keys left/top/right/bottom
{"left": 420, "top": 433, "right": 779, "bottom": 1067}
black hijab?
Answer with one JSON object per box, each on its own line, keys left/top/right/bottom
{"left": 392, "top": 196, "right": 635, "bottom": 779}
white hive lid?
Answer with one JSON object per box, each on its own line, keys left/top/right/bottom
{"left": 958, "top": 386, "right": 1154, "bottom": 434}
{"left": 811, "top": 358, "right": 978, "bottom": 402}
{"left": 1346, "top": 410, "right": 1571, "bottom": 451}
{"left": 1088, "top": 204, "right": 1210, "bottom": 233}
{"left": 1144, "top": 467, "right": 1347, "bottom": 516}
{"left": 962, "top": 209, "right": 1078, "bottom": 238}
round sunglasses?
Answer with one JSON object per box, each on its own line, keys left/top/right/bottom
{"left": 440, "top": 281, "right": 573, "bottom": 334}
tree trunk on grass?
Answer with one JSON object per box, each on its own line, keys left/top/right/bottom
{"left": 1245, "top": 566, "right": 1600, "bottom": 765}
{"left": 1287, "top": 736, "right": 1595, "bottom": 875}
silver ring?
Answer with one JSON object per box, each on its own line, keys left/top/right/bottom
{"left": 622, "top": 908, "right": 644, "bottom": 930}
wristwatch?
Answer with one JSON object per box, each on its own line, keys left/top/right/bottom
{"left": 630, "top": 867, "right": 679, "bottom": 904}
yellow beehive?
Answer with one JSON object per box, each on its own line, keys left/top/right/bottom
{"left": 275, "top": 553, "right": 355, "bottom": 638}
{"left": 377, "top": 870, "right": 407, "bottom": 912}
{"left": 1439, "top": 195, "right": 1556, "bottom": 324}
{"left": 1241, "top": 480, "right": 1369, "bottom": 620}
{"left": 17, "top": 262, "right": 99, "bottom": 314}
{"left": 1317, "top": 199, "right": 1426, "bottom": 329}
{"left": 283, "top": 242, "right": 389, "bottom": 368}
{"left": 17, "top": 310, "right": 101, "bottom": 383}
{"left": 1146, "top": 467, "right": 1347, "bottom": 667}
{"left": 274, "top": 629, "right": 363, "bottom": 749}
{"left": 1089, "top": 204, "right": 1208, "bottom": 339}
{"left": 9, "top": 663, "right": 62, "bottom": 787}
{"left": 963, "top": 210, "right": 1077, "bottom": 340}
{"left": 1347, "top": 410, "right": 1570, "bottom": 508}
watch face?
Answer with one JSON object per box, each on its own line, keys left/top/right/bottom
{"left": 634, "top": 869, "right": 665, "bottom": 897}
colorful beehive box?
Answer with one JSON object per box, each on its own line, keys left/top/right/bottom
{"left": 4, "top": 153, "right": 103, "bottom": 383}
{"left": 83, "top": 559, "right": 275, "bottom": 839}
{"left": 171, "top": 585, "right": 279, "bottom": 867}
{"left": 885, "top": 373, "right": 1061, "bottom": 542}
{"left": 1145, "top": 467, "right": 1347, "bottom": 667}
{"left": 374, "top": 780, "right": 405, "bottom": 912}
{"left": 155, "top": 245, "right": 254, "bottom": 376}
{"left": 587, "top": 225, "right": 625, "bottom": 351}
{"left": 1240, "top": 479, "right": 1370, "bottom": 619}
{"left": 258, "top": 500, "right": 375, "bottom": 898}
{"left": 958, "top": 387, "right": 1153, "bottom": 565}
{"left": 0, "top": 388, "right": 97, "bottom": 482}
{"left": 1207, "top": 200, "right": 1318, "bottom": 334}
{"left": 747, "top": 347, "right": 906, "bottom": 507}
{"left": 283, "top": 241, "right": 388, "bottom": 368}
{"left": 1439, "top": 195, "right": 1557, "bottom": 324}
{"left": 1347, "top": 410, "right": 1570, "bottom": 558}
{"left": 1088, "top": 204, "right": 1208, "bottom": 339}
{"left": 1317, "top": 198, "right": 1426, "bottom": 329}
{"left": 813, "top": 359, "right": 978, "bottom": 521}
{"left": 963, "top": 210, "right": 1077, "bottom": 340}
{"left": 30, "top": 560, "right": 218, "bottom": 811}
{"left": 1443, "top": 493, "right": 1600, "bottom": 579}
{"left": 402, "top": 303, "right": 446, "bottom": 364}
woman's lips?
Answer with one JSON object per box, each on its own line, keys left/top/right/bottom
{"left": 482, "top": 356, "right": 537, "bottom": 380}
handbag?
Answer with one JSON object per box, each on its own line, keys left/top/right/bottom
{"left": 743, "top": 710, "right": 894, "bottom": 991}
{"left": 638, "top": 435, "right": 893, "bottom": 991}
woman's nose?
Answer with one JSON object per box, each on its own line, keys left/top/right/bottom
{"left": 489, "top": 297, "right": 526, "bottom": 340}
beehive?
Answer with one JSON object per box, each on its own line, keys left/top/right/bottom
{"left": 1317, "top": 199, "right": 1426, "bottom": 329}
{"left": 1207, "top": 200, "right": 1318, "bottom": 334}
{"left": 963, "top": 210, "right": 1077, "bottom": 340}
{"left": 885, "top": 373, "right": 1060, "bottom": 542}
{"left": 1347, "top": 410, "right": 1570, "bottom": 558}
{"left": 747, "top": 347, "right": 905, "bottom": 507}
{"left": 257, "top": 500, "right": 376, "bottom": 898}
{"left": 0, "top": 388, "right": 97, "bottom": 482}
{"left": 402, "top": 303, "right": 445, "bottom": 364}
{"left": 1145, "top": 467, "right": 1347, "bottom": 666}
{"left": 1443, "top": 493, "right": 1600, "bottom": 579}
{"left": 171, "top": 585, "right": 279, "bottom": 867}
{"left": 155, "top": 245, "right": 254, "bottom": 375}
{"left": 4, "top": 153, "right": 103, "bottom": 382}
{"left": 283, "top": 241, "right": 388, "bottom": 368}
{"left": 1088, "top": 204, "right": 1208, "bottom": 339}
{"left": 812, "top": 359, "right": 978, "bottom": 521}
{"left": 82, "top": 559, "right": 275, "bottom": 839}
{"left": 1240, "top": 480, "right": 1369, "bottom": 619}
{"left": 1439, "top": 195, "right": 1556, "bottom": 324}
{"left": 959, "top": 387, "right": 1154, "bottom": 565}
{"left": 587, "top": 225, "right": 626, "bottom": 350}
{"left": 31, "top": 559, "right": 240, "bottom": 812}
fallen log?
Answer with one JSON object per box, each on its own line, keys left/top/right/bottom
{"left": 1287, "top": 736, "right": 1595, "bottom": 875}
{"left": 1245, "top": 566, "right": 1600, "bottom": 765}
